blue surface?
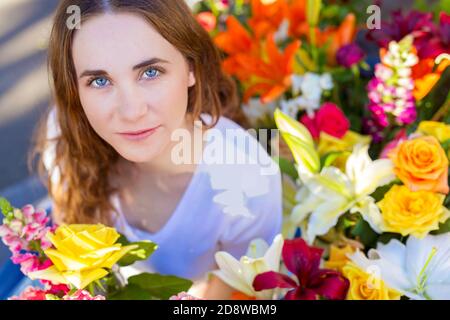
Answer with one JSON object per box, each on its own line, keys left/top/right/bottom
{"left": 0, "top": 259, "right": 25, "bottom": 300}
{"left": 0, "top": 176, "right": 49, "bottom": 299}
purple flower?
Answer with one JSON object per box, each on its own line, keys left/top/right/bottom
{"left": 366, "top": 10, "right": 435, "bottom": 49}
{"left": 362, "top": 117, "right": 385, "bottom": 143}
{"left": 336, "top": 43, "right": 365, "bottom": 68}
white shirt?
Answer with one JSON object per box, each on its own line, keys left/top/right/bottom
{"left": 44, "top": 111, "right": 283, "bottom": 281}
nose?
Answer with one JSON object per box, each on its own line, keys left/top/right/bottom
{"left": 116, "top": 84, "right": 149, "bottom": 122}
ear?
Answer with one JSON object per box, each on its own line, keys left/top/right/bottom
{"left": 188, "top": 62, "right": 196, "bottom": 87}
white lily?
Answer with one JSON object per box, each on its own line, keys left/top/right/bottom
{"left": 349, "top": 233, "right": 450, "bottom": 300}
{"left": 294, "top": 144, "right": 395, "bottom": 243}
{"left": 274, "top": 109, "right": 395, "bottom": 243}
{"left": 213, "top": 234, "right": 284, "bottom": 299}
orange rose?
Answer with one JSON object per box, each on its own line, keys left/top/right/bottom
{"left": 389, "top": 136, "right": 449, "bottom": 194}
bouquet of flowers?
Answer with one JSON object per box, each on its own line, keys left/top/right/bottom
{"left": 0, "top": 198, "right": 194, "bottom": 300}
{"left": 190, "top": 0, "right": 450, "bottom": 300}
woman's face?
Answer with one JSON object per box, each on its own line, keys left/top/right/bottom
{"left": 72, "top": 12, "right": 196, "bottom": 163}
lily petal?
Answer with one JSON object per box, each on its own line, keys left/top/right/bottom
{"left": 214, "top": 252, "right": 255, "bottom": 297}
{"left": 253, "top": 271, "right": 297, "bottom": 291}
{"left": 306, "top": 197, "right": 351, "bottom": 243}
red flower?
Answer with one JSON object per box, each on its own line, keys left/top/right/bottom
{"left": 253, "top": 238, "right": 349, "bottom": 300}
{"left": 196, "top": 12, "right": 217, "bottom": 33}
{"left": 415, "top": 12, "right": 450, "bottom": 59}
{"left": 336, "top": 43, "right": 365, "bottom": 68}
{"left": 300, "top": 103, "right": 350, "bottom": 139}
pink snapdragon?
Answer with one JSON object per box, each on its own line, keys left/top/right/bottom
{"left": 0, "top": 200, "right": 53, "bottom": 275}
{"left": 9, "top": 286, "right": 48, "bottom": 300}
{"left": 63, "top": 290, "right": 106, "bottom": 300}
{"left": 169, "top": 292, "right": 203, "bottom": 300}
{"left": 366, "top": 36, "right": 418, "bottom": 140}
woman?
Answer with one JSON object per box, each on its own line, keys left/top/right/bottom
{"left": 35, "top": 0, "right": 282, "bottom": 299}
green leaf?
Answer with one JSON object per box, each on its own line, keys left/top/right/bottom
{"left": 320, "top": 151, "right": 343, "bottom": 168}
{"left": 127, "top": 273, "right": 193, "bottom": 300}
{"left": 108, "top": 284, "right": 155, "bottom": 300}
{"left": 274, "top": 156, "right": 298, "bottom": 180}
{"left": 0, "top": 197, "right": 14, "bottom": 219}
{"left": 350, "top": 217, "right": 378, "bottom": 248}
{"left": 431, "top": 218, "right": 450, "bottom": 235}
{"left": 370, "top": 180, "right": 402, "bottom": 202}
{"left": 441, "top": 138, "right": 450, "bottom": 152}
{"left": 377, "top": 233, "right": 403, "bottom": 245}
{"left": 117, "top": 241, "right": 158, "bottom": 267}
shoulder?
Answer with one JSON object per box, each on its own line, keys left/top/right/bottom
{"left": 199, "top": 114, "right": 282, "bottom": 219}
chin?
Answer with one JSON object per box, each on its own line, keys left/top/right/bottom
{"left": 114, "top": 140, "right": 168, "bottom": 163}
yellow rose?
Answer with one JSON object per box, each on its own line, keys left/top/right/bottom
{"left": 342, "top": 263, "right": 401, "bottom": 300}
{"left": 389, "top": 136, "right": 449, "bottom": 194}
{"left": 29, "top": 224, "right": 137, "bottom": 289}
{"left": 324, "top": 244, "right": 356, "bottom": 273}
{"left": 416, "top": 121, "right": 450, "bottom": 159}
{"left": 377, "top": 185, "right": 450, "bottom": 238}
{"left": 318, "top": 131, "right": 371, "bottom": 170}
{"left": 416, "top": 121, "right": 450, "bottom": 142}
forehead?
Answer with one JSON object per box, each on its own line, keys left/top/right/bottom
{"left": 72, "top": 12, "right": 182, "bottom": 72}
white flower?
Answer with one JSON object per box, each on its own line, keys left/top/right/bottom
{"left": 280, "top": 99, "right": 301, "bottom": 120}
{"left": 274, "top": 110, "right": 394, "bottom": 243}
{"left": 291, "top": 75, "right": 304, "bottom": 95}
{"left": 213, "top": 234, "right": 284, "bottom": 299}
{"left": 319, "top": 73, "right": 333, "bottom": 90}
{"left": 243, "top": 98, "right": 276, "bottom": 125}
{"left": 349, "top": 233, "right": 450, "bottom": 300}
{"left": 289, "top": 72, "right": 334, "bottom": 116}
{"left": 274, "top": 19, "right": 290, "bottom": 43}
{"left": 300, "top": 73, "right": 322, "bottom": 102}
{"left": 185, "top": 0, "right": 202, "bottom": 8}
{"left": 291, "top": 144, "right": 395, "bottom": 243}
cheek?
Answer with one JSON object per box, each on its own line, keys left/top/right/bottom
{"left": 148, "top": 76, "right": 191, "bottom": 129}
{"left": 79, "top": 90, "right": 115, "bottom": 140}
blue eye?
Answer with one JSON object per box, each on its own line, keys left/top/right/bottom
{"left": 143, "top": 68, "right": 160, "bottom": 79}
{"left": 90, "top": 77, "right": 110, "bottom": 88}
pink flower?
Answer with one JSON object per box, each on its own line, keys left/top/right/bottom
{"left": 300, "top": 103, "right": 350, "bottom": 139}
{"left": 9, "top": 286, "right": 48, "bottom": 300}
{"left": 169, "top": 292, "right": 203, "bottom": 300}
{"left": 63, "top": 290, "right": 106, "bottom": 300}
{"left": 196, "top": 12, "right": 217, "bottom": 32}
{"left": 11, "top": 253, "right": 52, "bottom": 275}
{"left": 380, "top": 129, "right": 408, "bottom": 159}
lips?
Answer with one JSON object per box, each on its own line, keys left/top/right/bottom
{"left": 117, "top": 126, "right": 161, "bottom": 141}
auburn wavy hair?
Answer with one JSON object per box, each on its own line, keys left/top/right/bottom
{"left": 32, "top": 0, "right": 247, "bottom": 225}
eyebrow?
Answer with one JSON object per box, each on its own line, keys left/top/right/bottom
{"left": 79, "top": 57, "right": 170, "bottom": 79}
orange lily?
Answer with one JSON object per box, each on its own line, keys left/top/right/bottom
{"left": 214, "top": 16, "right": 261, "bottom": 81}
{"left": 288, "top": 0, "right": 308, "bottom": 38}
{"left": 243, "top": 34, "right": 301, "bottom": 103}
{"left": 412, "top": 58, "right": 450, "bottom": 100}
{"left": 248, "top": 0, "right": 289, "bottom": 39}
{"left": 215, "top": 16, "right": 254, "bottom": 56}
{"left": 315, "top": 13, "right": 357, "bottom": 65}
